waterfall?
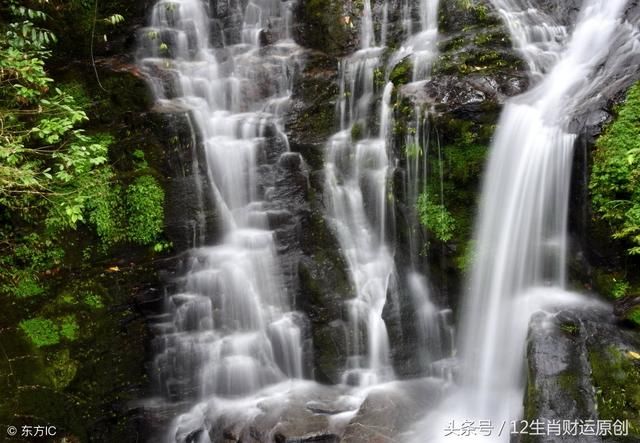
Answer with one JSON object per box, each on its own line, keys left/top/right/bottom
{"left": 410, "top": 0, "right": 640, "bottom": 441}
{"left": 325, "top": 62, "right": 395, "bottom": 387}
{"left": 325, "top": 0, "right": 444, "bottom": 387}
{"left": 137, "top": 0, "right": 305, "bottom": 440}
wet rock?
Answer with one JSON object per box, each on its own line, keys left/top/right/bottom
{"left": 401, "top": 73, "right": 528, "bottom": 122}
{"left": 525, "top": 310, "right": 599, "bottom": 431}
{"left": 439, "top": 0, "right": 502, "bottom": 34}
{"left": 524, "top": 305, "right": 640, "bottom": 442}
{"left": 287, "top": 50, "right": 340, "bottom": 170}
{"left": 292, "top": 0, "right": 360, "bottom": 57}
{"left": 262, "top": 144, "right": 352, "bottom": 383}
{"left": 211, "top": 384, "right": 349, "bottom": 443}
{"left": 341, "top": 379, "right": 445, "bottom": 443}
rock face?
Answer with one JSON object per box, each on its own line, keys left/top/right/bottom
{"left": 341, "top": 380, "right": 445, "bottom": 443}
{"left": 383, "top": 0, "right": 529, "bottom": 379}
{"left": 293, "top": 0, "right": 360, "bottom": 57}
{"left": 525, "top": 305, "right": 640, "bottom": 442}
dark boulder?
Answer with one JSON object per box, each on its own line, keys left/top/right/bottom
{"left": 524, "top": 305, "right": 640, "bottom": 442}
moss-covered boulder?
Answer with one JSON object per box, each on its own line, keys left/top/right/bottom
{"left": 524, "top": 306, "right": 640, "bottom": 442}
{"left": 293, "top": 0, "right": 360, "bottom": 57}
{"left": 434, "top": 0, "right": 523, "bottom": 76}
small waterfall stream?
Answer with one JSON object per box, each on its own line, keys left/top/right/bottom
{"left": 138, "top": 0, "right": 305, "bottom": 440}
{"left": 410, "top": 0, "right": 640, "bottom": 441}
{"left": 324, "top": 0, "right": 446, "bottom": 388}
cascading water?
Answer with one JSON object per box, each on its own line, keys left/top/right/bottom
{"left": 410, "top": 0, "right": 640, "bottom": 441}
{"left": 137, "top": 0, "right": 305, "bottom": 440}
{"left": 325, "top": 4, "right": 395, "bottom": 385}
{"left": 324, "top": 0, "right": 448, "bottom": 387}
{"left": 395, "top": 0, "right": 456, "bottom": 373}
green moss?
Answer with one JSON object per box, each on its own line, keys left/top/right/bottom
{"left": 351, "top": 122, "right": 364, "bottom": 141}
{"left": 456, "top": 240, "right": 476, "bottom": 273}
{"left": 60, "top": 315, "right": 79, "bottom": 341}
{"left": 590, "top": 81, "right": 640, "bottom": 256}
{"left": 405, "top": 143, "right": 423, "bottom": 159}
{"left": 524, "top": 358, "right": 540, "bottom": 421}
{"left": 46, "top": 349, "right": 78, "bottom": 390}
{"left": 560, "top": 323, "right": 579, "bottom": 335}
{"left": 435, "top": 0, "right": 521, "bottom": 76}
{"left": 439, "top": 0, "right": 501, "bottom": 34}
{"left": 417, "top": 116, "right": 492, "bottom": 267}
{"left": 389, "top": 58, "right": 413, "bottom": 86}
{"left": 589, "top": 346, "right": 640, "bottom": 438}
{"left": 433, "top": 46, "right": 522, "bottom": 76}
{"left": 83, "top": 293, "right": 104, "bottom": 309}
{"left": 125, "top": 175, "right": 165, "bottom": 245}
{"left": 9, "top": 275, "right": 45, "bottom": 298}
{"left": 392, "top": 96, "right": 416, "bottom": 137}
{"left": 19, "top": 318, "right": 60, "bottom": 348}
{"left": 298, "top": 0, "right": 354, "bottom": 56}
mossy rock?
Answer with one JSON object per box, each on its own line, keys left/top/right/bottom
{"left": 589, "top": 346, "right": 640, "bottom": 440}
{"left": 389, "top": 57, "right": 413, "bottom": 86}
{"left": 293, "top": 0, "right": 359, "bottom": 57}
{"left": 287, "top": 51, "right": 340, "bottom": 170}
{"left": 434, "top": 0, "right": 523, "bottom": 77}
{"left": 438, "top": 0, "right": 501, "bottom": 34}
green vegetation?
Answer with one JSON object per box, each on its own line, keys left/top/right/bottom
{"left": 46, "top": 349, "right": 79, "bottom": 390}
{"left": 417, "top": 193, "right": 456, "bottom": 242}
{"left": 590, "top": 82, "right": 640, "bottom": 256}
{"left": 83, "top": 292, "right": 104, "bottom": 309}
{"left": 389, "top": 58, "right": 413, "bottom": 86}
{"left": 60, "top": 315, "right": 79, "bottom": 341}
{"left": 590, "top": 347, "right": 640, "bottom": 438}
{"left": 0, "top": 3, "right": 165, "bottom": 440}
{"left": 19, "top": 318, "right": 60, "bottom": 348}
{"left": 351, "top": 122, "right": 364, "bottom": 141}
{"left": 126, "top": 174, "right": 165, "bottom": 245}
{"left": 0, "top": 1, "right": 167, "bottom": 292}
{"left": 418, "top": 117, "right": 490, "bottom": 268}
{"left": 405, "top": 143, "right": 423, "bottom": 159}
{"left": 434, "top": 0, "right": 518, "bottom": 76}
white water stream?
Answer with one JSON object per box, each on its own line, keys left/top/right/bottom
{"left": 138, "top": 0, "right": 305, "bottom": 440}
{"left": 409, "top": 0, "right": 640, "bottom": 441}
{"left": 324, "top": 0, "right": 445, "bottom": 387}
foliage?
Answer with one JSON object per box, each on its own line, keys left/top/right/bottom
{"left": 417, "top": 193, "right": 456, "bottom": 242}
{"left": 60, "top": 315, "right": 79, "bottom": 341}
{"left": 126, "top": 175, "right": 165, "bottom": 245}
{"left": 612, "top": 279, "right": 630, "bottom": 299}
{"left": 590, "top": 82, "right": 640, "bottom": 256}
{"left": 389, "top": 57, "right": 412, "bottom": 86}
{"left": 83, "top": 292, "right": 104, "bottom": 309}
{"left": 19, "top": 317, "right": 60, "bottom": 347}
{"left": 405, "top": 143, "right": 423, "bottom": 159}
{"left": 0, "top": 1, "right": 166, "bottom": 295}
{"left": 5, "top": 274, "right": 44, "bottom": 298}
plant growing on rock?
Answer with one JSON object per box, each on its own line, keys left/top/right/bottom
{"left": 590, "top": 81, "right": 640, "bottom": 256}
{"left": 417, "top": 193, "right": 456, "bottom": 243}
